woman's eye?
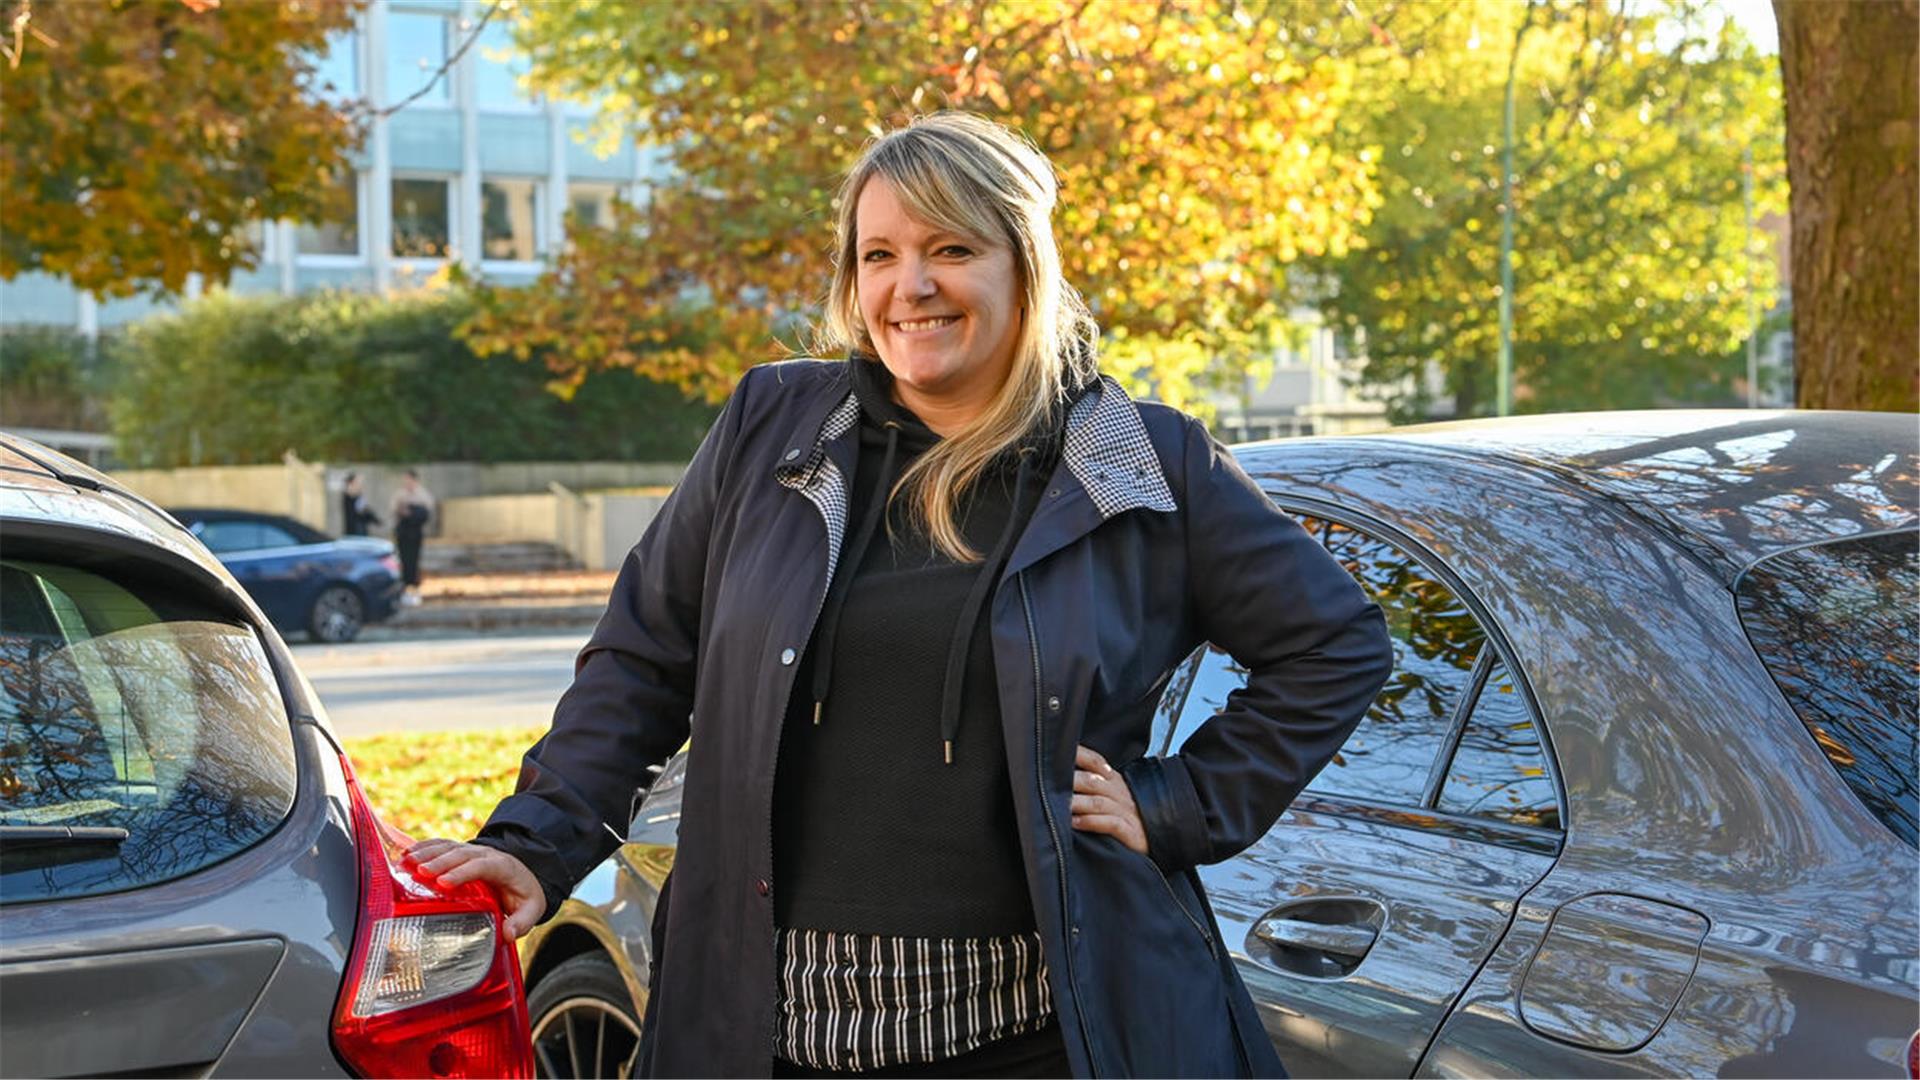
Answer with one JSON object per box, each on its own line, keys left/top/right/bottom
{"left": 939, "top": 245, "right": 974, "bottom": 258}
{"left": 861, "top": 250, "right": 891, "bottom": 263}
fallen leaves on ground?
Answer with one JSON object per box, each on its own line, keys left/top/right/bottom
{"left": 342, "top": 725, "right": 547, "bottom": 842}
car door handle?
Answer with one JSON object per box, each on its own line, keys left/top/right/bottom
{"left": 1254, "top": 916, "right": 1377, "bottom": 960}
{"left": 1247, "top": 896, "right": 1386, "bottom": 977}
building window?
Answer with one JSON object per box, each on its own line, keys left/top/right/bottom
{"left": 473, "top": 20, "right": 537, "bottom": 111}
{"left": 309, "top": 27, "right": 359, "bottom": 104}
{"left": 567, "top": 182, "right": 622, "bottom": 231}
{"left": 296, "top": 171, "right": 362, "bottom": 258}
{"left": 392, "top": 177, "right": 453, "bottom": 259}
{"left": 386, "top": 11, "right": 451, "bottom": 107}
{"left": 482, "top": 178, "right": 541, "bottom": 262}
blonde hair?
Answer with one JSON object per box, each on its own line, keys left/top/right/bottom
{"left": 820, "top": 111, "right": 1099, "bottom": 562}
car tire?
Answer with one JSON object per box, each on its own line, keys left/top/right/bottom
{"left": 528, "top": 952, "right": 644, "bottom": 1079}
{"left": 307, "top": 584, "right": 364, "bottom": 644}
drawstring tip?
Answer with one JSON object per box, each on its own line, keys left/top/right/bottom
{"left": 943, "top": 740, "right": 953, "bottom": 765}
{"left": 812, "top": 700, "right": 823, "bottom": 725}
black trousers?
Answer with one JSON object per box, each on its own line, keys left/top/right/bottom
{"left": 772, "top": 1019, "right": 1069, "bottom": 1079}
{"left": 395, "top": 523, "right": 424, "bottom": 587}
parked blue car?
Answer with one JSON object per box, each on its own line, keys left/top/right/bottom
{"left": 166, "top": 507, "right": 402, "bottom": 643}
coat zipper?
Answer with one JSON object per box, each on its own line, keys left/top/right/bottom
{"left": 766, "top": 477, "right": 846, "bottom": 1067}
{"left": 1155, "top": 860, "right": 1218, "bottom": 960}
{"left": 1019, "top": 572, "right": 1100, "bottom": 1074}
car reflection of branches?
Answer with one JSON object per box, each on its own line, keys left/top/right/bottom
{"left": 1441, "top": 660, "right": 1558, "bottom": 830}
{"left": 1304, "top": 517, "right": 1486, "bottom": 799}
{"left": 1571, "top": 418, "right": 1920, "bottom": 559}
{"left": 0, "top": 637, "right": 117, "bottom": 811}
{"left": 1737, "top": 533, "right": 1919, "bottom": 846}
{"left": 1, "top": 622, "right": 298, "bottom": 899}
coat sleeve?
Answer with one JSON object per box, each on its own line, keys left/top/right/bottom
{"left": 472, "top": 370, "right": 754, "bottom": 918}
{"left": 1124, "top": 416, "right": 1393, "bottom": 874}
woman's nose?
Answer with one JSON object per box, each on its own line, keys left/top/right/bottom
{"left": 898, "top": 258, "right": 937, "bottom": 300}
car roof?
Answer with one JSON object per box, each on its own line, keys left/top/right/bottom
{"left": 169, "top": 507, "right": 287, "bottom": 520}
{"left": 168, "top": 507, "right": 333, "bottom": 543}
{"left": 1236, "top": 409, "right": 1918, "bottom": 575}
{"left": 0, "top": 432, "right": 225, "bottom": 574}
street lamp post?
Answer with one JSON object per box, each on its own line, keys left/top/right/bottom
{"left": 1744, "top": 143, "right": 1759, "bottom": 407}
{"left": 1498, "top": 3, "right": 1537, "bottom": 417}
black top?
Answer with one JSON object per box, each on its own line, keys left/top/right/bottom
{"left": 772, "top": 358, "right": 1052, "bottom": 936}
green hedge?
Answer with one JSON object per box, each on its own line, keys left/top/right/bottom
{"left": 0, "top": 324, "right": 104, "bottom": 431}
{"left": 107, "top": 289, "right": 719, "bottom": 467}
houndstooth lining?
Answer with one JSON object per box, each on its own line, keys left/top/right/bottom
{"left": 777, "top": 393, "right": 861, "bottom": 581}
{"left": 780, "top": 376, "right": 1174, "bottom": 571}
{"left": 1063, "top": 376, "right": 1178, "bottom": 519}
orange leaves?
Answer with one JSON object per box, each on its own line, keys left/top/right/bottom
{"left": 3, "top": 0, "right": 361, "bottom": 296}
{"left": 471, "top": 0, "right": 1389, "bottom": 402}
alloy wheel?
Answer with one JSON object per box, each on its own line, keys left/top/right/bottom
{"left": 531, "top": 994, "right": 642, "bottom": 1079}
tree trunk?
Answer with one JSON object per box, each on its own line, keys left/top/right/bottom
{"left": 1772, "top": 0, "right": 1919, "bottom": 411}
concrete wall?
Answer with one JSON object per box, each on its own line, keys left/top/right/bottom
{"left": 112, "top": 457, "right": 330, "bottom": 529}
{"left": 106, "top": 459, "right": 685, "bottom": 540}
{"left": 108, "top": 455, "right": 687, "bottom": 538}
{"left": 447, "top": 487, "right": 671, "bottom": 569}
{"left": 439, "top": 492, "right": 570, "bottom": 542}
{"left": 588, "top": 492, "right": 671, "bottom": 570}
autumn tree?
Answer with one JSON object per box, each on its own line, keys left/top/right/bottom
{"left": 1313, "top": 0, "right": 1788, "bottom": 418}
{"left": 462, "top": 0, "right": 1397, "bottom": 408}
{"left": 0, "top": 0, "right": 361, "bottom": 298}
{"left": 1772, "top": 0, "right": 1918, "bottom": 411}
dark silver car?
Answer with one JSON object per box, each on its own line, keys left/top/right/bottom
{"left": 520, "top": 409, "right": 1917, "bottom": 1079}
{"left": 0, "top": 434, "right": 533, "bottom": 1079}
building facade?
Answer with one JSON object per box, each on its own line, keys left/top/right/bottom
{"left": 0, "top": 0, "right": 655, "bottom": 334}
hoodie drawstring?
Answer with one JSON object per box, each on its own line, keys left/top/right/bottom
{"left": 936, "top": 447, "right": 1036, "bottom": 764}
{"left": 809, "top": 421, "right": 901, "bottom": 724}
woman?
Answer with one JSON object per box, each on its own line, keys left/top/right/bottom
{"left": 407, "top": 112, "right": 1392, "bottom": 1078}
{"left": 340, "top": 471, "right": 381, "bottom": 536}
{"left": 388, "top": 469, "right": 434, "bottom": 607}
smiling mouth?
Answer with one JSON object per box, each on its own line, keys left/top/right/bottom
{"left": 893, "top": 316, "right": 960, "bottom": 333}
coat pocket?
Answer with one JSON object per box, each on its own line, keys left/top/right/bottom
{"left": 1070, "top": 830, "right": 1242, "bottom": 1076}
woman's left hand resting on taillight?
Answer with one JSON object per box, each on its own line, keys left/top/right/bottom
{"left": 404, "top": 839, "right": 547, "bottom": 938}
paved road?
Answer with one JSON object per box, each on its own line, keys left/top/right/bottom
{"left": 295, "top": 630, "right": 587, "bottom": 738}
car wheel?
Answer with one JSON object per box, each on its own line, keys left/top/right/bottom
{"left": 307, "top": 584, "right": 364, "bottom": 643}
{"left": 528, "top": 952, "right": 643, "bottom": 1079}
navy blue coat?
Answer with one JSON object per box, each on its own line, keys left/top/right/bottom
{"left": 481, "top": 359, "right": 1393, "bottom": 1077}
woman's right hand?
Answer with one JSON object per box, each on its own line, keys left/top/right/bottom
{"left": 404, "top": 839, "right": 547, "bottom": 938}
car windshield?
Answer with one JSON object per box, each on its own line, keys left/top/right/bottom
{"left": 1734, "top": 530, "right": 1919, "bottom": 848}
{"left": 0, "top": 558, "right": 299, "bottom": 902}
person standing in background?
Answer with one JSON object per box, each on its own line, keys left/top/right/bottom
{"left": 389, "top": 469, "right": 434, "bottom": 607}
{"left": 340, "top": 471, "right": 381, "bottom": 536}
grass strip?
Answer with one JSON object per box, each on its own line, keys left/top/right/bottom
{"left": 341, "top": 725, "right": 545, "bottom": 843}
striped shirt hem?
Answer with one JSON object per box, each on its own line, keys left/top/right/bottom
{"left": 774, "top": 927, "right": 1054, "bottom": 1072}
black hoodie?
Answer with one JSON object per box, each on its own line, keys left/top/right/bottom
{"left": 770, "top": 356, "right": 1057, "bottom": 937}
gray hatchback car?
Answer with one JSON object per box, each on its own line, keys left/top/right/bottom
{"left": 0, "top": 434, "right": 533, "bottom": 1079}
{"left": 520, "top": 409, "right": 1917, "bottom": 1079}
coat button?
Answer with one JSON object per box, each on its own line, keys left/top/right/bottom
{"left": 756, "top": 878, "right": 771, "bottom": 897}
{"left": 784, "top": 448, "right": 801, "bottom": 461}
{"left": 1047, "top": 696, "right": 1062, "bottom": 712}
{"left": 780, "top": 648, "right": 796, "bottom": 665}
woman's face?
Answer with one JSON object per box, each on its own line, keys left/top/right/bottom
{"left": 855, "top": 177, "right": 1022, "bottom": 429}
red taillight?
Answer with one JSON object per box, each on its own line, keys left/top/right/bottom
{"left": 1907, "top": 1029, "right": 1918, "bottom": 1080}
{"left": 330, "top": 753, "right": 534, "bottom": 1079}
{"left": 380, "top": 554, "right": 402, "bottom": 577}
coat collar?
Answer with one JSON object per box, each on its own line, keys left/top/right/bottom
{"left": 1059, "top": 375, "right": 1177, "bottom": 519}
{"left": 775, "top": 371, "right": 1175, "bottom": 522}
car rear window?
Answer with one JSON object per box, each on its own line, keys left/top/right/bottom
{"left": 0, "top": 558, "right": 299, "bottom": 902}
{"left": 1734, "top": 530, "right": 1918, "bottom": 847}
